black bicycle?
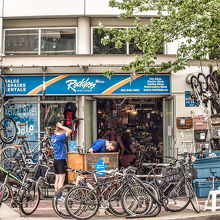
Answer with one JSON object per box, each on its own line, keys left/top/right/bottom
{"left": 0, "top": 160, "right": 40, "bottom": 215}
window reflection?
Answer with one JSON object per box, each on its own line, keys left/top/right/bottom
{"left": 41, "top": 29, "right": 76, "bottom": 55}
{"left": 5, "top": 30, "right": 38, "bottom": 55}
{"left": 93, "top": 28, "right": 126, "bottom": 54}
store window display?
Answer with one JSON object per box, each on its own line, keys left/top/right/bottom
{"left": 40, "top": 98, "right": 78, "bottom": 153}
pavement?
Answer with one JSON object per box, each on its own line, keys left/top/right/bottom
{"left": 1, "top": 198, "right": 220, "bottom": 220}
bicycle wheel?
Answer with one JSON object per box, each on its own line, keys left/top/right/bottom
{"left": 65, "top": 186, "right": 99, "bottom": 220}
{"left": 0, "top": 76, "right": 6, "bottom": 100}
{"left": 190, "top": 75, "right": 201, "bottom": 106}
{"left": 107, "top": 185, "right": 126, "bottom": 217}
{"left": 52, "top": 184, "right": 75, "bottom": 219}
{"left": 0, "top": 182, "right": 10, "bottom": 202}
{"left": 121, "top": 184, "right": 153, "bottom": 216}
{"left": 19, "top": 182, "right": 40, "bottom": 215}
{"left": 0, "top": 118, "right": 17, "bottom": 144}
{"left": 0, "top": 184, "right": 6, "bottom": 206}
{"left": 207, "top": 74, "right": 220, "bottom": 93}
{"left": 142, "top": 182, "right": 160, "bottom": 216}
{"left": 198, "top": 73, "right": 208, "bottom": 92}
{"left": 186, "top": 179, "right": 200, "bottom": 213}
{"left": 0, "top": 145, "right": 24, "bottom": 161}
{"left": 164, "top": 179, "right": 191, "bottom": 212}
{"left": 39, "top": 171, "right": 55, "bottom": 199}
{"left": 0, "top": 157, "right": 19, "bottom": 171}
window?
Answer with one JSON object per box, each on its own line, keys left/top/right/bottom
{"left": 93, "top": 28, "right": 126, "bottom": 54}
{"left": 4, "top": 28, "right": 76, "bottom": 56}
{"left": 209, "top": 47, "right": 220, "bottom": 59}
{"left": 5, "top": 29, "right": 38, "bottom": 55}
{"left": 41, "top": 29, "right": 76, "bottom": 55}
{"left": 92, "top": 28, "right": 164, "bottom": 55}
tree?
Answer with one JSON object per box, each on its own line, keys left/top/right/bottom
{"left": 99, "top": 0, "right": 220, "bottom": 77}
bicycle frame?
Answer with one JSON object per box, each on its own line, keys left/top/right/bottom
{"left": 0, "top": 166, "right": 29, "bottom": 207}
{"left": 15, "top": 135, "right": 52, "bottom": 163}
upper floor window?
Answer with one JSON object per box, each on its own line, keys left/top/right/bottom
{"left": 92, "top": 28, "right": 126, "bottom": 54}
{"left": 92, "top": 27, "right": 164, "bottom": 55}
{"left": 209, "top": 47, "right": 220, "bottom": 60}
{"left": 5, "top": 29, "right": 38, "bottom": 55}
{"left": 4, "top": 28, "right": 76, "bottom": 56}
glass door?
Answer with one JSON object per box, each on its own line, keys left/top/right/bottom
{"left": 84, "top": 96, "right": 96, "bottom": 152}
{"left": 163, "top": 96, "right": 175, "bottom": 162}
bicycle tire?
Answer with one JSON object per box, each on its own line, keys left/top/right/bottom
{"left": 121, "top": 184, "right": 153, "bottom": 216}
{"left": 0, "top": 184, "right": 6, "bottom": 206}
{"left": 107, "top": 185, "right": 126, "bottom": 217}
{"left": 0, "top": 145, "right": 24, "bottom": 162}
{"left": 65, "top": 186, "right": 99, "bottom": 220}
{"left": 17, "top": 138, "right": 29, "bottom": 154}
{"left": 190, "top": 75, "right": 201, "bottom": 106}
{"left": 0, "top": 157, "right": 21, "bottom": 174}
{"left": 164, "top": 179, "right": 191, "bottom": 212}
{"left": 186, "top": 179, "right": 200, "bottom": 213}
{"left": 19, "top": 182, "right": 40, "bottom": 215}
{"left": 143, "top": 182, "right": 160, "bottom": 216}
{"left": 0, "top": 182, "right": 10, "bottom": 202}
{"left": 39, "top": 171, "right": 55, "bottom": 199}
{"left": 207, "top": 74, "right": 220, "bottom": 93}
{"left": 198, "top": 73, "right": 208, "bottom": 92}
{"left": 52, "top": 184, "right": 75, "bottom": 219}
{"left": 0, "top": 76, "right": 7, "bottom": 100}
{"left": 0, "top": 118, "right": 17, "bottom": 144}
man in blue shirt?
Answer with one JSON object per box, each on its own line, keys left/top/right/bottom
{"left": 88, "top": 139, "right": 117, "bottom": 153}
{"left": 51, "top": 122, "right": 72, "bottom": 196}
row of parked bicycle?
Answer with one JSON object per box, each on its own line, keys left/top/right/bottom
{"left": 0, "top": 152, "right": 200, "bottom": 219}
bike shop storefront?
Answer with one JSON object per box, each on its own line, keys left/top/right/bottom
{"left": 3, "top": 74, "right": 173, "bottom": 164}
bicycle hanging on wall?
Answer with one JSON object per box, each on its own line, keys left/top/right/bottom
{"left": 0, "top": 75, "right": 17, "bottom": 145}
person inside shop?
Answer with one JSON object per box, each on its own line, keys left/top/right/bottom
{"left": 88, "top": 139, "right": 117, "bottom": 153}
{"left": 51, "top": 122, "right": 72, "bottom": 200}
{"left": 120, "top": 132, "right": 136, "bottom": 167}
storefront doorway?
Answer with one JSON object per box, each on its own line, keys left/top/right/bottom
{"left": 97, "top": 98, "right": 163, "bottom": 167}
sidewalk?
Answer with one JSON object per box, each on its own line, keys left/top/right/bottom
{"left": 1, "top": 198, "right": 220, "bottom": 220}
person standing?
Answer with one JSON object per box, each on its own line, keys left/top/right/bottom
{"left": 51, "top": 122, "right": 72, "bottom": 195}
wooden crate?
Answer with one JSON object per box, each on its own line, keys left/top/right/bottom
{"left": 67, "top": 152, "right": 119, "bottom": 183}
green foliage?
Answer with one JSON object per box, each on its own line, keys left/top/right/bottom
{"left": 99, "top": 0, "right": 220, "bottom": 75}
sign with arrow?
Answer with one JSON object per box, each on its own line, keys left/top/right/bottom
{"left": 95, "top": 158, "right": 107, "bottom": 176}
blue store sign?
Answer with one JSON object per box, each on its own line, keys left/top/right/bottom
{"left": 4, "top": 74, "right": 170, "bottom": 95}
{"left": 185, "top": 91, "right": 197, "bottom": 107}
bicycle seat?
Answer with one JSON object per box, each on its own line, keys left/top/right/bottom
{"left": 67, "top": 168, "right": 94, "bottom": 175}
{"left": 18, "top": 122, "right": 28, "bottom": 126}
{"left": 13, "top": 145, "right": 24, "bottom": 148}
{"left": 16, "top": 135, "right": 26, "bottom": 138}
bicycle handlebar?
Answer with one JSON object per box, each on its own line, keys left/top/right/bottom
{"left": 61, "top": 118, "right": 84, "bottom": 122}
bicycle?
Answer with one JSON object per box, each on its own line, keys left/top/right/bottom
{"left": 0, "top": 126, "right": 54, "bottom": 165}
{"left": 190, "top": 73, "right": 220, "bottom": 114}
{"left": 137, "top": 154, "right": 199, "bottom": 214}
{"left": 0, "top": 98, "right": 17, "bottom": 145}
{"left": 52, "top": 168, "right": 96, "bottom": 219}
{"left": 0, "top": 159, "right": 40, "bottom": 215}
{"left": 65, "top": 167, "right": 154, "bottom": 219}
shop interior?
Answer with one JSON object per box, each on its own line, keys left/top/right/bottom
{"left": 97, "top": 98, "right": 163, "bottom": 168}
